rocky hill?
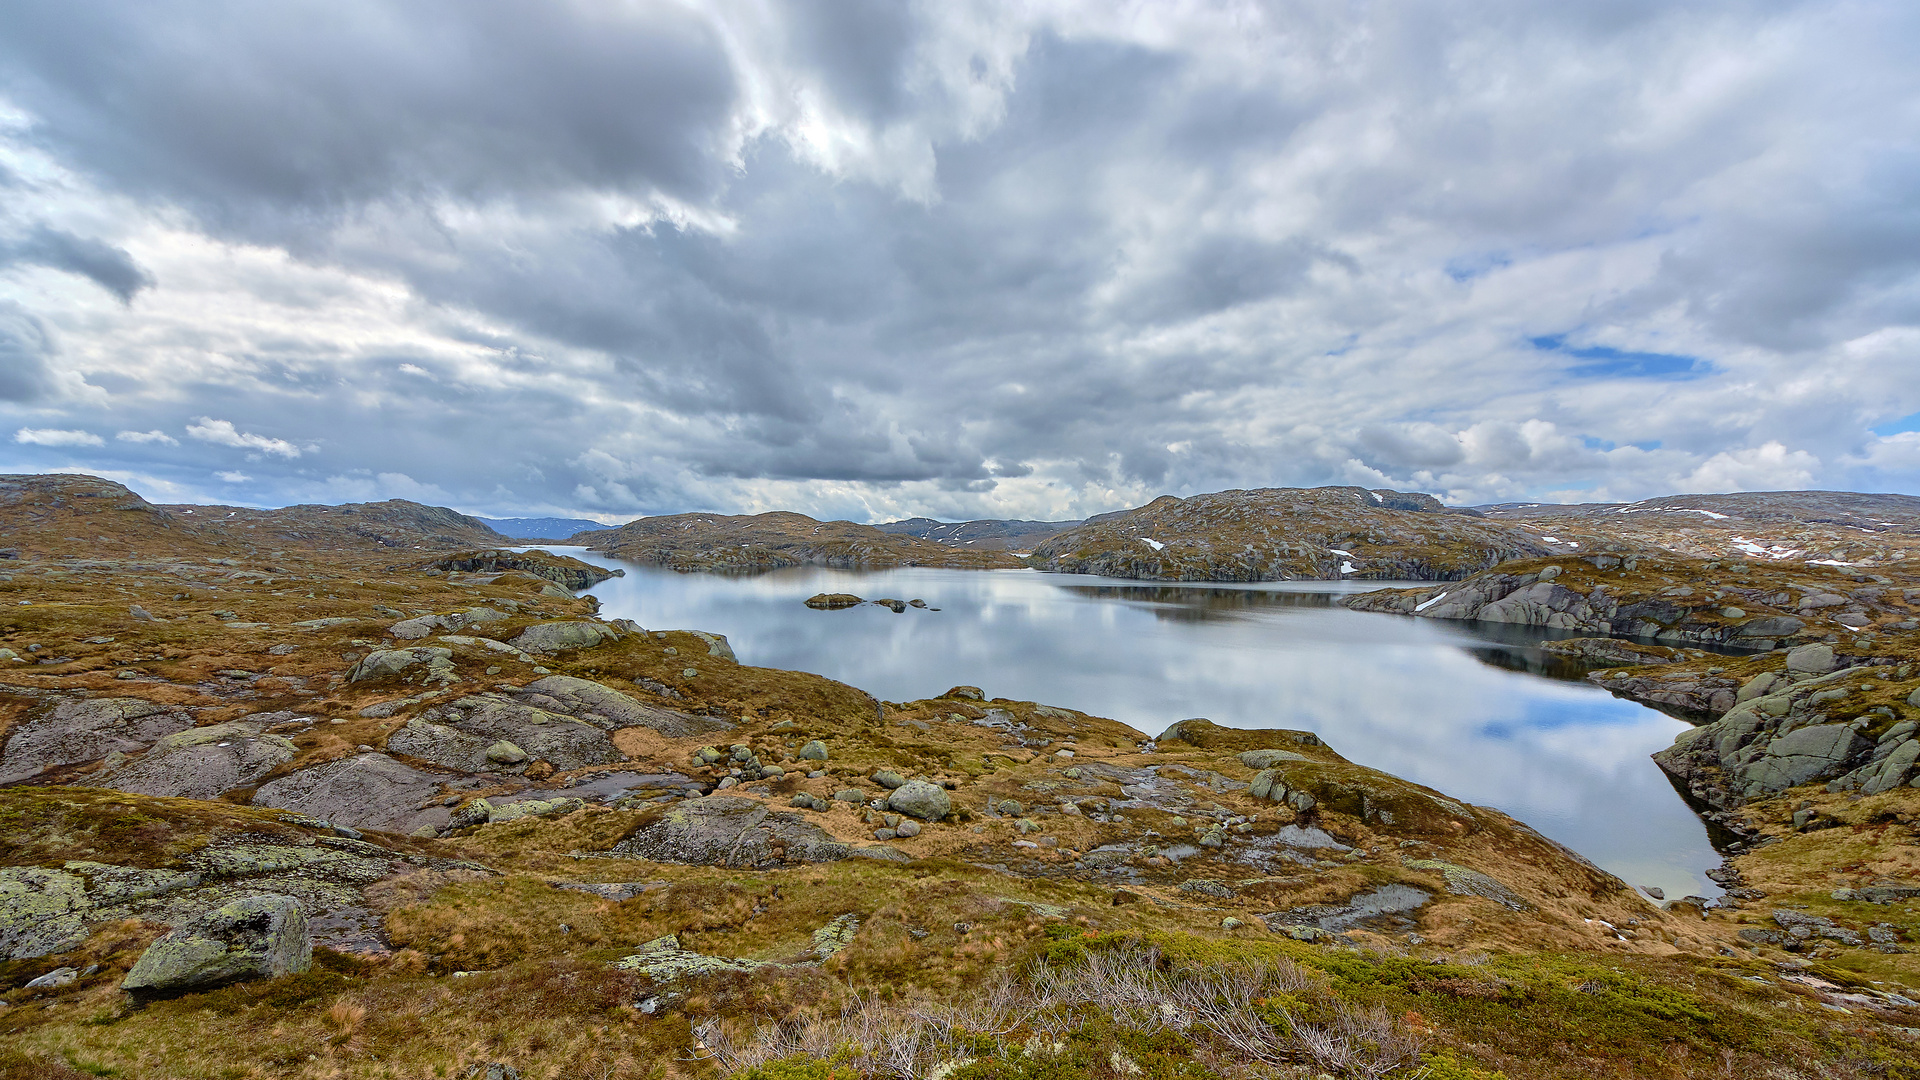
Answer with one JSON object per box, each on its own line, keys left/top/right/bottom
{"left": 577, "top": 511, "right": 1022, "bottom": 571}
{"left": 1028, "top": 486, "right": 1551, "bottom": 581}
{"left": 160, "top": 499, "right": 504, "bottom": 554}
{"left": 0, "top": 477, "right": 1916, "bottom": 1078}
{"left": 872, "top": 516, "right": 1081, "bottom": 551}
{"left": 0, "top": 473, "right": 233, "bottom": 560}
{"left": 475, "top": 516, "right": 610, "bottom": 540}
{"left": 1478, "top": 491, "right": 1920, "bottom": 567}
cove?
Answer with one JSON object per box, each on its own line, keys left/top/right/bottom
{"left": 544, "top": 549, "right": 1723, "bottom": 901}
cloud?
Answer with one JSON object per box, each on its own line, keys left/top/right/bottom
{"left": 184, "top": 418, "right": 302, "bottom": 458}
{"left": 214, "top": 470, "right": 251, "bottom": 482}
{"left": 116, "top": 429, "right": 179, "bottom": 445}
{"left": 0, "top": 1, "right": 1914, "bottom": 519}
{"left": 14, "top": 427, "right": 103, "bottom": 447}
{"left": 1, "top": 225, "right": 154, "bottom": 302}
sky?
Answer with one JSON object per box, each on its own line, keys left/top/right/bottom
{"left": 1, "top": 0, "right": 1917, "bottom": 524}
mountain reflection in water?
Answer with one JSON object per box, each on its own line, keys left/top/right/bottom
{"left": 538, "top": 550, "right": 1724, "bottom": 901}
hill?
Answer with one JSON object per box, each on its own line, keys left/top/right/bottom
{"left": 475, "top": 516, "right": 611, "bottom": 540}
{"left": 1029, "top": 486, "right": 1550, "bottom": 581}
{"left": 1478, "top": 491, "right": 1920, "bottom": 567}
{"left": 160, "top": 499, "right": 504, "bottom": 554}
{"left": 871, "top": 516, "right": 1081, "bottom": 551}
{"left": 579, "top": 511, "right": 1022, "bottom": 571}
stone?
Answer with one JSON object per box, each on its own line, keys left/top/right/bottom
{"left": 833, "top": 788, "right": 868, "bottom": 803}
{"left": 95, "top": 721, "right": 298, "bottom": 801}
{"left": 25, "top": 966, "right": 78, "bottom": 990}
{"left": 121, "top": 895, "right": 311, "bottom": 997}
{"left": 798, "top": 740, "right": 829, "bottom": 761}
{"left": 1786, "top": 643, "right": 1837, "bottom": 675}
{"left": 804, "top": 593, "right": 864, "bottom": 609}
{"left": 1721, "top": 607, "right": 1746, "bottom": 619}
{"left": 484, "top": 740, "right": 529, "bottom": 765}
{"left": 1738, "top": 724, "right": 1869, "bottom": 797}
{"left": 894, "top": 819, "right": 921, "bottom": 838}
{"left": 607, "top": 796, "right": 854, "bottom": 867}
{"left": 1238, "top": 749, "right": 1308, "bottom": 770}
{"left": 252, "top": 753, "right": 450, "bottom": 835}
{"left": 346, "top": 647, "right": 454, "bottom": 683}
{"left": 486, "top": 797, "right": 584, "bottom": 824}
{"left": 871, "top": 769, "right": 907, "bottom": 789}
{"left": 946, "top": 686, "right": 985, "bottom": 700}
{"left": 464, "top": 1067, "right": 520, "bottom": 1080}
{"left": 887, "top": 779, "right": 952, "bottom": 822}
{"left": 516, "top": 675, "right": 728, "bottom": 738}
{"left": 506, "top": 621, "right": 619, "bottom": 654}
{"left": 0, "top": 697, "right": 194, "bottom": 784}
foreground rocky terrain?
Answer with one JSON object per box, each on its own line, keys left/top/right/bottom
{"left": 575, "top": 511, "right": 1022, "bottom": 572}
{"left": 1028, "top": 487, "right": 1551, "bottom": 581}
{"left": 0, "top": 475, "right": 1917, "bottom": 1079}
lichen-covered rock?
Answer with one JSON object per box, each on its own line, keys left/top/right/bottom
{"left": 387, "top": 693, "right": 622, "bottom": 771}
{"left": 505, "top": 621, "right": 619, "bottom": 654}
{"left": 345, "top": 647, "right": 454, "bottom": 683}
{"left": 610, "top": 934, "right": 767, "bottom": 980}
{"left": 886, "top": 779, "right": 951, "bottom": 822}
{"left": 606, "top": 796, "right": 853, "bottom": 867}
{"left": 486, "top": 797, "right": 584, "bottom": 824}
{"left": 1238, "top": 749, "right": 1308, "bottom": 770}
{"left": 252, "top": 753, "right": 450, "bottom": 834}
{"left": 798, "top": 740, "right": 829, "bottom": 761}
{"left": 96, "top": 720, "right": 298, "bottom": 800}
{"left": 121, "top": 894, "right": 311, "bottom": 997}
{"left": 0, "top": 697, "right": 195, "bottom": 784}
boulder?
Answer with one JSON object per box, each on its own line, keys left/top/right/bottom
{"left": 805, "top": 593, "right": 864, "bottom": 609}
{"left": 252, "top": 753, "right": 450, "bottom": 834}
{"left": 95, "top": 720, "right": 297, "bottom": 800}
{"left": 798, "top": 740, "right": 829, "bottom": 761}
{"left": 871, "top": 769, "right": 907, "bottom": 789}
{"left": 514, "top": 675, "right": 729, "bottom": 738}
{"left": 1238, "top": 749, "right": 1308, "bottom": 770}
{"left": 121, "top": 895, "right": 311, "bottom": 997}
{"left": 1736, "top": 723, "right": 1869, "bottom": 797}
{"left": 389, "top": 694, "right": 623, "bottom": 771}
{"left": 0, "top": 697, "right": 194, "bottom": 784}
{"left": 606, "top": 796, "right": 853, "bottom": 868}
{"left": 887, "top": 780, "right": 951, "bottom": 822}
{"left": 345, "top": 647, "right": 454, "bottom": 683}
{"left": 506, "top": 621, "right": 619, "bottom": 654}
{"left": 1785, "top": 643, "right": 1837, "bottom": 675}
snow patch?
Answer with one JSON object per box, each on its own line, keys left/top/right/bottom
{"left": 1328, "top": 549, "right": 1355, "bottom": 557}
{"left": 1414, "top": 592, "right": 1449, "bottom": 612}
{"left": 1339, "top": 561, "right": 1358, "bottom": 574}
{"left": 1140, "top": 538, "right": 1165, "bottom": 551}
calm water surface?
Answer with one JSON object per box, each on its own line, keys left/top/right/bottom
{"left": 541, "top": 550, "right": 1721, "bottom": 900}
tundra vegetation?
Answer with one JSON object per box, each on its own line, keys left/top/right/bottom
{"left": 0, "top": 474, "right": 1916, "bottom": 1079}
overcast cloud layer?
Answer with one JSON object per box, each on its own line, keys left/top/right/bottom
{"left": 1, "top": 0, "right": 1917, "bottom": 522}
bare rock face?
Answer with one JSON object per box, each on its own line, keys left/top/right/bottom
{"left": 0, "top": 697, "right": 195, "bottom": 784}
{"left": 251, "top": 753, "right": 450, "bottom": 834}
{"left": 515, "top": 675, "right": 730, "bottom": 738}
{"left": 388, "top": 694, "right": 622, "bottom": 772}
{"left": 121, "top": 894, "right": 311, "bottom": 998}
{"left": 506, "top": 621, "right": 620, "bottom": 654}
{"left": 95, "top": 720, "right": 298, "bottom": 800}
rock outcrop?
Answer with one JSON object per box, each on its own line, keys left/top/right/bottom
{"left": 581, "top": 511, "right": 1021, "bottom": 572}
{"left": 121, "top": 894, "right": 312, "bottom": 997}
{"left": 0, "top": 697, "right": 195, "bottom": 784}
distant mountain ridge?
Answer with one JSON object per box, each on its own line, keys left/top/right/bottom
{"left": 476, "top": 516, "right": 611, "bottom": 540}
{"left": 579, "top": 511, "right": 1022, "bottom": 572}
{"left": 872, "top": 517, "right": 1081, "bottom": 550}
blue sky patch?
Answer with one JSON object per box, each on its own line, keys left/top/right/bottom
{"left": 1872, "top": 412, "right": 1920, "bottom": 437}
{"left": 1529, "top": 334, "right": 1706, "bottom": 380}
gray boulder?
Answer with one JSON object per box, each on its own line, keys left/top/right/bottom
{"left": 1238, "top": 749, "right": 1308, "bottom": 770}
{"left": 607, "top": 796, "right": 852, "bottom": 867}
{"left": 1736, "top": 724, "right": 1869, "bottom": 798}
{"left": 798, "top": 740, "right": 829, "bottom": 761}
{"left": 871, "top": 769, "right": 907, "bottom": 789}
{"left": 514, "top": 675, "right": 730, "bottom": 738}
{"left": 252, "top": 753, "right": 449, "bottom": 834}
{"left": 121, "top": 894, "right": 311, "bottom": 997}
{"left": 506, "top": 621, "right": 620, "bottom": 654}
{"left": 886, "top": 780, "right": 951, "bottom": 822}
{"left": 95, "top": 720, "right": 297, "bottom": 800}
{"left": 1785, "top": 644, "right": 1837, "bottom": 675}
{"left": 346, "top": 647, "right": 454, "bottom": 683}
{"left": 0, "top": 697, "right": 194, "bottom": 784}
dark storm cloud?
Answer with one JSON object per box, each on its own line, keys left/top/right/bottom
{"left": 0, "top": 0, "right": 740, "bottom": 232}
{"left": 2, "top": 226, "right": 154, "bottom": 302}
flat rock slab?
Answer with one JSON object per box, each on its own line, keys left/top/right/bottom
{"left": 1262, "top": 883, "right": 1433, "bottom": 933}
{"left": 392, "top": 694, "right": 622, "bottom": 771}
{"left": 515, "top": 675, "right": 730, "bottom": 739}
{"left": 0, "top": 696, "right": 195, "bottom": 784}
{"left": 97, "top": 719, "right": 298, "bottom": 800}
{"left": 252, "top": 753, "right": 451, "bottom": 835}
{"left": 607, "top": 795, "right": 855, "bottom": 868}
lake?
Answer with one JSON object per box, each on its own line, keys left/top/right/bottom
{"left": 540, "top": 549, "right": 1722, "bottom": 901}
